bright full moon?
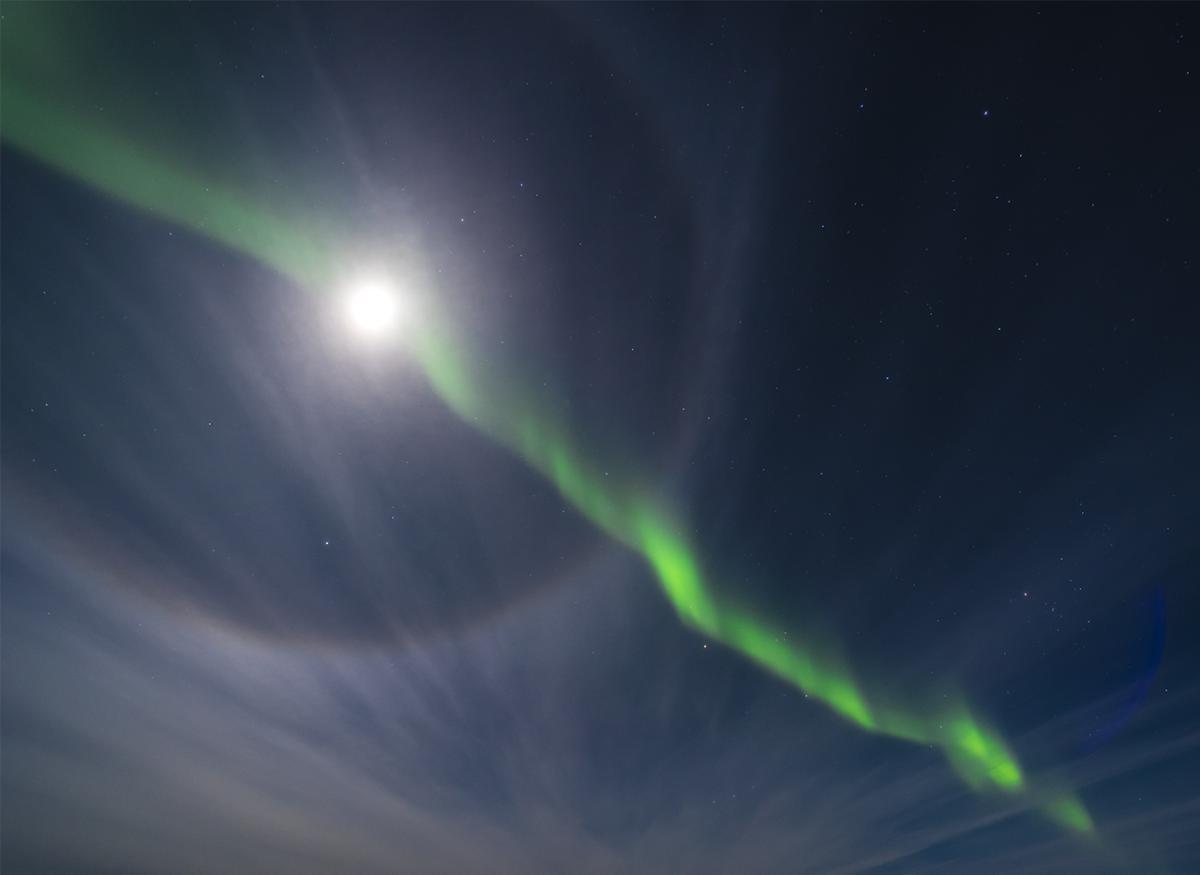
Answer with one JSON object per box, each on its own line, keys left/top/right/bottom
{"left": 344, "top": 276, "right": 404, "bottom": 340}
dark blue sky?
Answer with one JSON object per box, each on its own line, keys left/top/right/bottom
{"left": 3, "top": 4, "right": 1198, "bottom": 872}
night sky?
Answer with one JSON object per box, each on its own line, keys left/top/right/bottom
{"left": 3, "top": 4, "right": 1199, "bottom": 873}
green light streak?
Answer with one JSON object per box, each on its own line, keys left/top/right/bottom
{"left": 2, "top": 80, "right": 331, "bottom": 288}
{"left": 1047, "top": 794, "right": 1096, "bottom": 833}
{"left": 409, "top": 318, "right": 1089, "bottom": 830}
{"left": 1, "top": 8, "right": 1094, "bottom": 835}
{"left": 944, "top": 709, "right": 1024, "bottom": 791}
{"left": 1, "top": 4, "right": 336, "bottom": 287}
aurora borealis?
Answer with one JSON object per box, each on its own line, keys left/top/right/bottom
{"left": 4, "top": 4, "right": 1198, "bottom": 873}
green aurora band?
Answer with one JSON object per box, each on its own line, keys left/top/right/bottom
{"left": 1, "top": 8, "right": 1093, "bottom": 836}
